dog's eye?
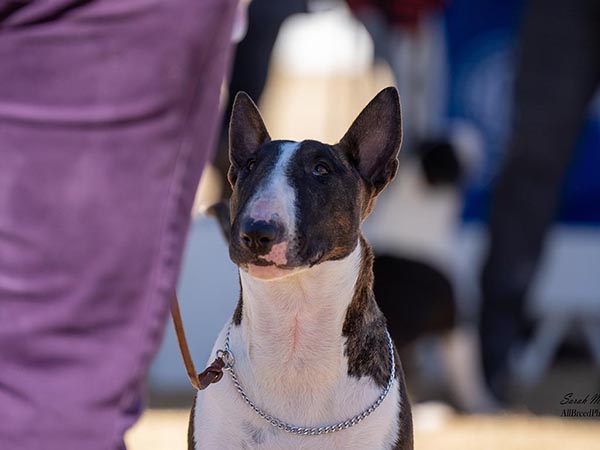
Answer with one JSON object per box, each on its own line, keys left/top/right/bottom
{"left": 312, "top": 163, "right": 330, "bottom": 176}
{"left": 246, "top": 159, "right": 256, "bottom": 172}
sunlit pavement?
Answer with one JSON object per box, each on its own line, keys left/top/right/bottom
{"left": 126, "top": 407, "right": 600, "bottom": 450}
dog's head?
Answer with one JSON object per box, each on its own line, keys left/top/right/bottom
{"left": 226, "top": 87, "right": 402, "bottom": 280}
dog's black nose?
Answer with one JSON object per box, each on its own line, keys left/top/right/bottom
{"left": 240, "top": 220, "right": 278, "bottom": 254}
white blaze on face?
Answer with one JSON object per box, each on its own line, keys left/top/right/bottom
{"left": 244, "top": 142, "right": 299, "bottom": 270}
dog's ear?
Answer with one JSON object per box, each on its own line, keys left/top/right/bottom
{"left": 228, "top": 92, "right": 271, "bottom": 186}
{"left": 337, "top": 87, "right": 402, "bottom": 195}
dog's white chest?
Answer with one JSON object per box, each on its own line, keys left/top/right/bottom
{"left": 192, "top": 371, "right": 401, "bottom": 450}
{"left": 191, "top": 325, "right": 401, "bottom": 450}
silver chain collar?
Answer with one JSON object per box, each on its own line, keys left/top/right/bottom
{"left": 215, "top": 321, "right": 396, "bottom": 436}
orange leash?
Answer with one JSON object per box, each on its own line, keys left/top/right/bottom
{"left": 170, "top": 292, "right": 225, "bottom": 390}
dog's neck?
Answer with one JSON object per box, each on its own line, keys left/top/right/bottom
{"left": 234, "top": 240, "right": 363, "bottom": 394}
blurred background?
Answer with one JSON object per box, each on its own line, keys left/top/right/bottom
{"left": 130, "top": 0, "right": 600, "bottom": 447}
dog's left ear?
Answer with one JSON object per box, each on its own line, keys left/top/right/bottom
{"left": 337, "top": 87, "right": 402, "bottom": 195}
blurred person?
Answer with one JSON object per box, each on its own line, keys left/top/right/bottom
{"left": 480, "top": 0, "right": 600, "bottom": 403}
{"left": 0, "top": 1, "right": 237, "bottom": 449}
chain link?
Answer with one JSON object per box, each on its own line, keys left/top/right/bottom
{"left": 216, "top": 322, "right": 396, "bottom": 436}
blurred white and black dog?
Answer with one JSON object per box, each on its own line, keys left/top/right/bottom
{"left": 191, "top": 88, "right": 413, "bottom": 450}
{"left": 366, "top": 137, "right": 497, "bottom": 413}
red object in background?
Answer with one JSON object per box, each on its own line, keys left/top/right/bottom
{"left": 347, "top": 0, "right": 447, "bottom": 27}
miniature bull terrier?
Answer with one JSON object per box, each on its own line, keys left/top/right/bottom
{"left": 189, "top": 87, "right": 413, "bottom": 450}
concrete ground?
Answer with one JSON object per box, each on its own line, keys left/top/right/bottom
{"left": 125, "top": 408, "right": 600, "bottom": 450}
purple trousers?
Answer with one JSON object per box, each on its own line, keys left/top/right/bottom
{"left": 0, "top": 1, "right": 236, "bottom": 448}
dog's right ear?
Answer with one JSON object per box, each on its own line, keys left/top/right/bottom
{"left": 228, "top": 92, "right": 271, "bottom": 187}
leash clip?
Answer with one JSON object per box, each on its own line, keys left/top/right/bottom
{"left": 216, "top": 349, "right": 235, "bottom": 370}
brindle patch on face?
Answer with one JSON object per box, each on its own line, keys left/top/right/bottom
{"left": 286, "top": 140, "right": 370, "bottom": 266}
{"left": 342, "top": 236, "right": 392, "bottom": 388}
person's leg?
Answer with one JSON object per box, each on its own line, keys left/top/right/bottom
{"left": 0, "top": 0, "right": 236, "bottom": 448}
{"left": 480, "top": 0, "right": 600, "bottom": 400}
